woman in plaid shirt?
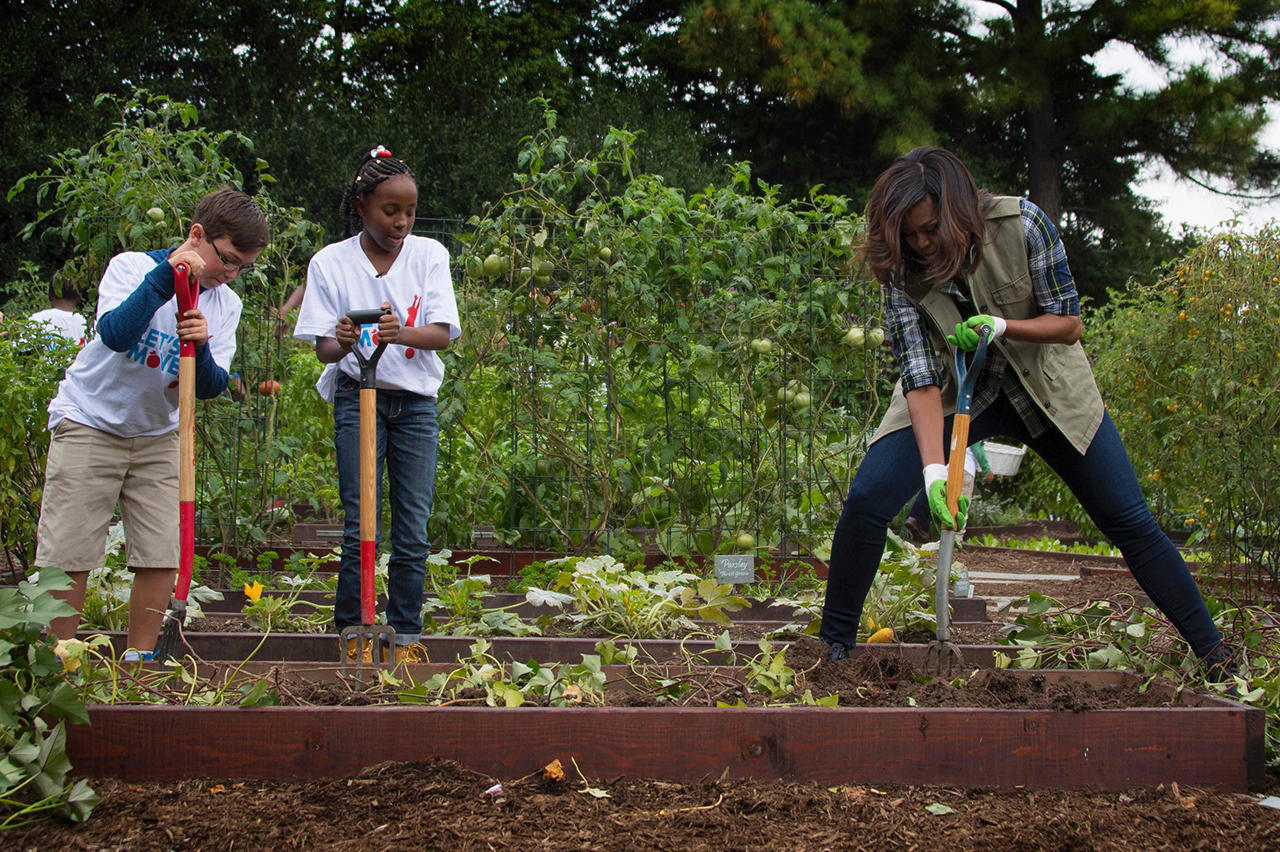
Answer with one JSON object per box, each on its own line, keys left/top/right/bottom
{"left": 819, "top": 147, "right": 1236, "bottom": 684}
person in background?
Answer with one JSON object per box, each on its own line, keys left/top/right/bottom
{"left": 293, "top": 146, "right": 460, "bottom": 665}
{"left": 30, "top": 276, "right": 88, "bottom": 345}
{"left": 37, "top": 187, "right": 267, "bottom": 659}
{"left": 819, "top": 147, "right": 1237, "bottom": 685}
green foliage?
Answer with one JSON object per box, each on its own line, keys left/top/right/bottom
{"left": 1091, "top": 225, "right": 1280, "bottom": 595}
{"left": 0, "top": 322, "right": 78, "bottom": 572}
{"left": 744, "top": 639, "right": 796, "bottom": 700}
{"left": 0, "top": 567, "right": 98, "bottom": 828}
{"left": 996, "top": 592, "right": 1279, "bottom": 763}
{"left": 424, "top": 574, "right": 540, "bottom": 638}
{"left": 442, "top": 103, "right": 885, "bottom": 555}
{"left": 656, "top": 0, "right": 1280, "bottom": 300}
{"left": 401, "top": 639, "right": 605, "bottom": 708}
{"left": 8, "top": 91, "right": 252, "bottom": 302}
{"left": 524, "top": 554, "right": 746, "bottom": 638}
{"left": 861, "top": 533, "right": 939, "bottom": 641}
{"left": 969, "top": 534, "right": 1121, "bottom": 558}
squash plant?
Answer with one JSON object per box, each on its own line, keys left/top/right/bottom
{"left": 0, "top": 566, "right": 99, "bottom": 827}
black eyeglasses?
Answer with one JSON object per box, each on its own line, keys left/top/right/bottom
{"left": 210, "top": 239, "right": 255, "bottom": 274}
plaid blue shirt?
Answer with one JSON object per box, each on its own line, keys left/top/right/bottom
{"left": 884, "top": 199, "right": 1078, "bottom": 435}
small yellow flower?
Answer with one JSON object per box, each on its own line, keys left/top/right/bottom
{"left": 244, "top": 581, "right": 264, "bottom": 603}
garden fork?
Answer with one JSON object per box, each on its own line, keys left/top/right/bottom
{"left": 339, "top": 308, "right": 395, "bottom": 673}
{"left": 925, "top": 326, "right": 991, "bottom": 677}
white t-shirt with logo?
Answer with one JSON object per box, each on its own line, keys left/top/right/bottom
{"left": 29, "top": 307, "right": 87, "bottom": 345}
{"left": 47, "top": 251, "right": 242, "bottom": 437}
{"left": 294, "top": 234, "right": 461, "bottom": 402}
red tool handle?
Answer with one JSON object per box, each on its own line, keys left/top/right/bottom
{"left": 174, "top": 262, "right": 196, "bottom": 602}
{"left": 174, "top": 260, "right": 200, "bottom": 357}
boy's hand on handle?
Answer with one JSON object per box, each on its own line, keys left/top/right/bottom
{"left": 169, "top": 250, "right": 206, "bottom": 286}
{"left": 947, "top": 315, "right": 1006, "bottom": 351}
{"left": 177, "top": 309, "right": 209, "bottom": 347}
{"left": 924, "top": 463, "right": 967, "bottom": 531}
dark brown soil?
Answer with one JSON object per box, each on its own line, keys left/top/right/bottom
{"left": 15, "top": 545, "right": 1273, "bottom": 849}
{"left": 11, "top": 759, "right": 1278, "bottom": 851}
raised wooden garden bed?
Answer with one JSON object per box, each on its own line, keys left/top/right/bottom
{"left": 66, "top": 669, "right": 1263, "bottom": 791}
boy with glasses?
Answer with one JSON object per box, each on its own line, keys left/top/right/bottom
{"left": 37, "top": 186, "right": 268, "bottom": 659}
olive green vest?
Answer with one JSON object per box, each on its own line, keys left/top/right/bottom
{"left": 869, "top": 196, "right": 1104, "bottom": 455}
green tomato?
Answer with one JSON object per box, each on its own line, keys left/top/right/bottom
{"left": 597, "top": 246, "right": 613, "bottom": 261}
{"left": 482, "top": 254, "right": 504, "bottom": 277}
{"left": 842, "top": 326, "right": 865, "bottom": 348}
{"left": 735, "top": 532, "right": 755, "bottom": 549}
{"left": 866, "top": 327, "right": 885, "bottom": 347}
{"left": 791, "top": 392, "right": 812, "bottom": 410}
{"left": 146, "top": 206, "right": 165, "bottom": 223}
{"left": 749, "top": 337, "right": 773, "bottom": 354}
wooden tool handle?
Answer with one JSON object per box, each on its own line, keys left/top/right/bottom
{"left": 175, "top": 263, "right": 196, "bottom": 601}
{"left": 946, "top": 413, "right": 971, "bottom": 515}
{"left": 359, "top": 386, "right": 378, "bottom": 625}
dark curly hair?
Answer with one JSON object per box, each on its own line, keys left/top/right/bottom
{"left": 338, "top": 147, "right": 417, "bottom": 238}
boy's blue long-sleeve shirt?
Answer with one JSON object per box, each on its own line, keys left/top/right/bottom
{"left": 97, "top": 248, "right": 228, "bottom": 398}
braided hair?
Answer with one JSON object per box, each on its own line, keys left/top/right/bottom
{"left": 339, "top": 146, "right": 417, "bottom": 238}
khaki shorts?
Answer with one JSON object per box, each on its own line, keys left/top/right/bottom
{"left": 35, "top": 419, "right": 179, "bottom": 573}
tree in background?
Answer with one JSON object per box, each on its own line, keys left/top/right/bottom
{"left": 5, "top": 1, "right": 1279, "bottom": 304}
{"left": 613, "top": 0, "right": 1280, "bottom": 301}
{"left": 0, "top": 1, "right": 719, "bottom": 295}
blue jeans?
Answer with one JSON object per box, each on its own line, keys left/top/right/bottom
{"left": 333, "top": 375, "right": 439, "bottom": 643}
{"left": 819, "top": 395, "right": 1222, "bottom": 658}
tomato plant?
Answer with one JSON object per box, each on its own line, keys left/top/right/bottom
{"left": 1091, "top": 226, "right": 1280, "bottom": 596}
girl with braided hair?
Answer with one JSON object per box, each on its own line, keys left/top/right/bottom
{"left": 294, "top": 146, "right": 461, "bottom": 663}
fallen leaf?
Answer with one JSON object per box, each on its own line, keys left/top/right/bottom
{"left": 925, "top": 803, "right": 955, "bottom": 816}
{"left": 543, "top": 759, "right": 565, "bottom": 782}
{"left": 207, "top": 785, "right": 227, "bottom": 795}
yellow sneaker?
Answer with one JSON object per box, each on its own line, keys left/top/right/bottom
{"left": 394, "top": 643, "right": 429, "bottom": 665}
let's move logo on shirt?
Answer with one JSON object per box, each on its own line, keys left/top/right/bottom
{"left": 357, "top": 296, "right": 424, "bottom": 359}
{"left": 127, "top": 326, "right": 207, "bottom": 387}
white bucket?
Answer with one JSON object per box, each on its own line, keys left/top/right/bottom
{"left": 984, "top": 441, "right": 1027, "bottom": 476}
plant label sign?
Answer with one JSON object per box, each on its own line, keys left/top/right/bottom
{"left": 714, "top": 554, "right": 754, "bottom": 585}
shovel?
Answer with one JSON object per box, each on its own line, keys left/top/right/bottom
{"left": 925, "top": 326, "right": 991, "bottom": 677}
{"left": 155, "top": 262, "right": 199, "bottom": 661}
{"left": 339, "top": 308, "right": 395, "bottom": 671}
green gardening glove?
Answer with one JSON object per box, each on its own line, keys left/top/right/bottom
{"left": 927, "top": 478, "right": 969, "bottom": 531}
{"left": 946, "top": 314, "right": 1006, "bottom": 351}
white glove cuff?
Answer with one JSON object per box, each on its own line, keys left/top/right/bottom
{"left": 923, "top": 463, "right": 947, "bottom": 490}
{"left": 989, "top": 315, "right": 1008, "bottom": 337}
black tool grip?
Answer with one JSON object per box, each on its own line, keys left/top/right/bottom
{"left": 346, "top": 308, "right": 388, "bottom": 326}
{"left": 344, "top": 308, "right": 390, "bottom": 385}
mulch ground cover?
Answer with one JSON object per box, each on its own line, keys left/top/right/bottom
{"left": 12, "top": 759, "right": 1278, "bottom": 851}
